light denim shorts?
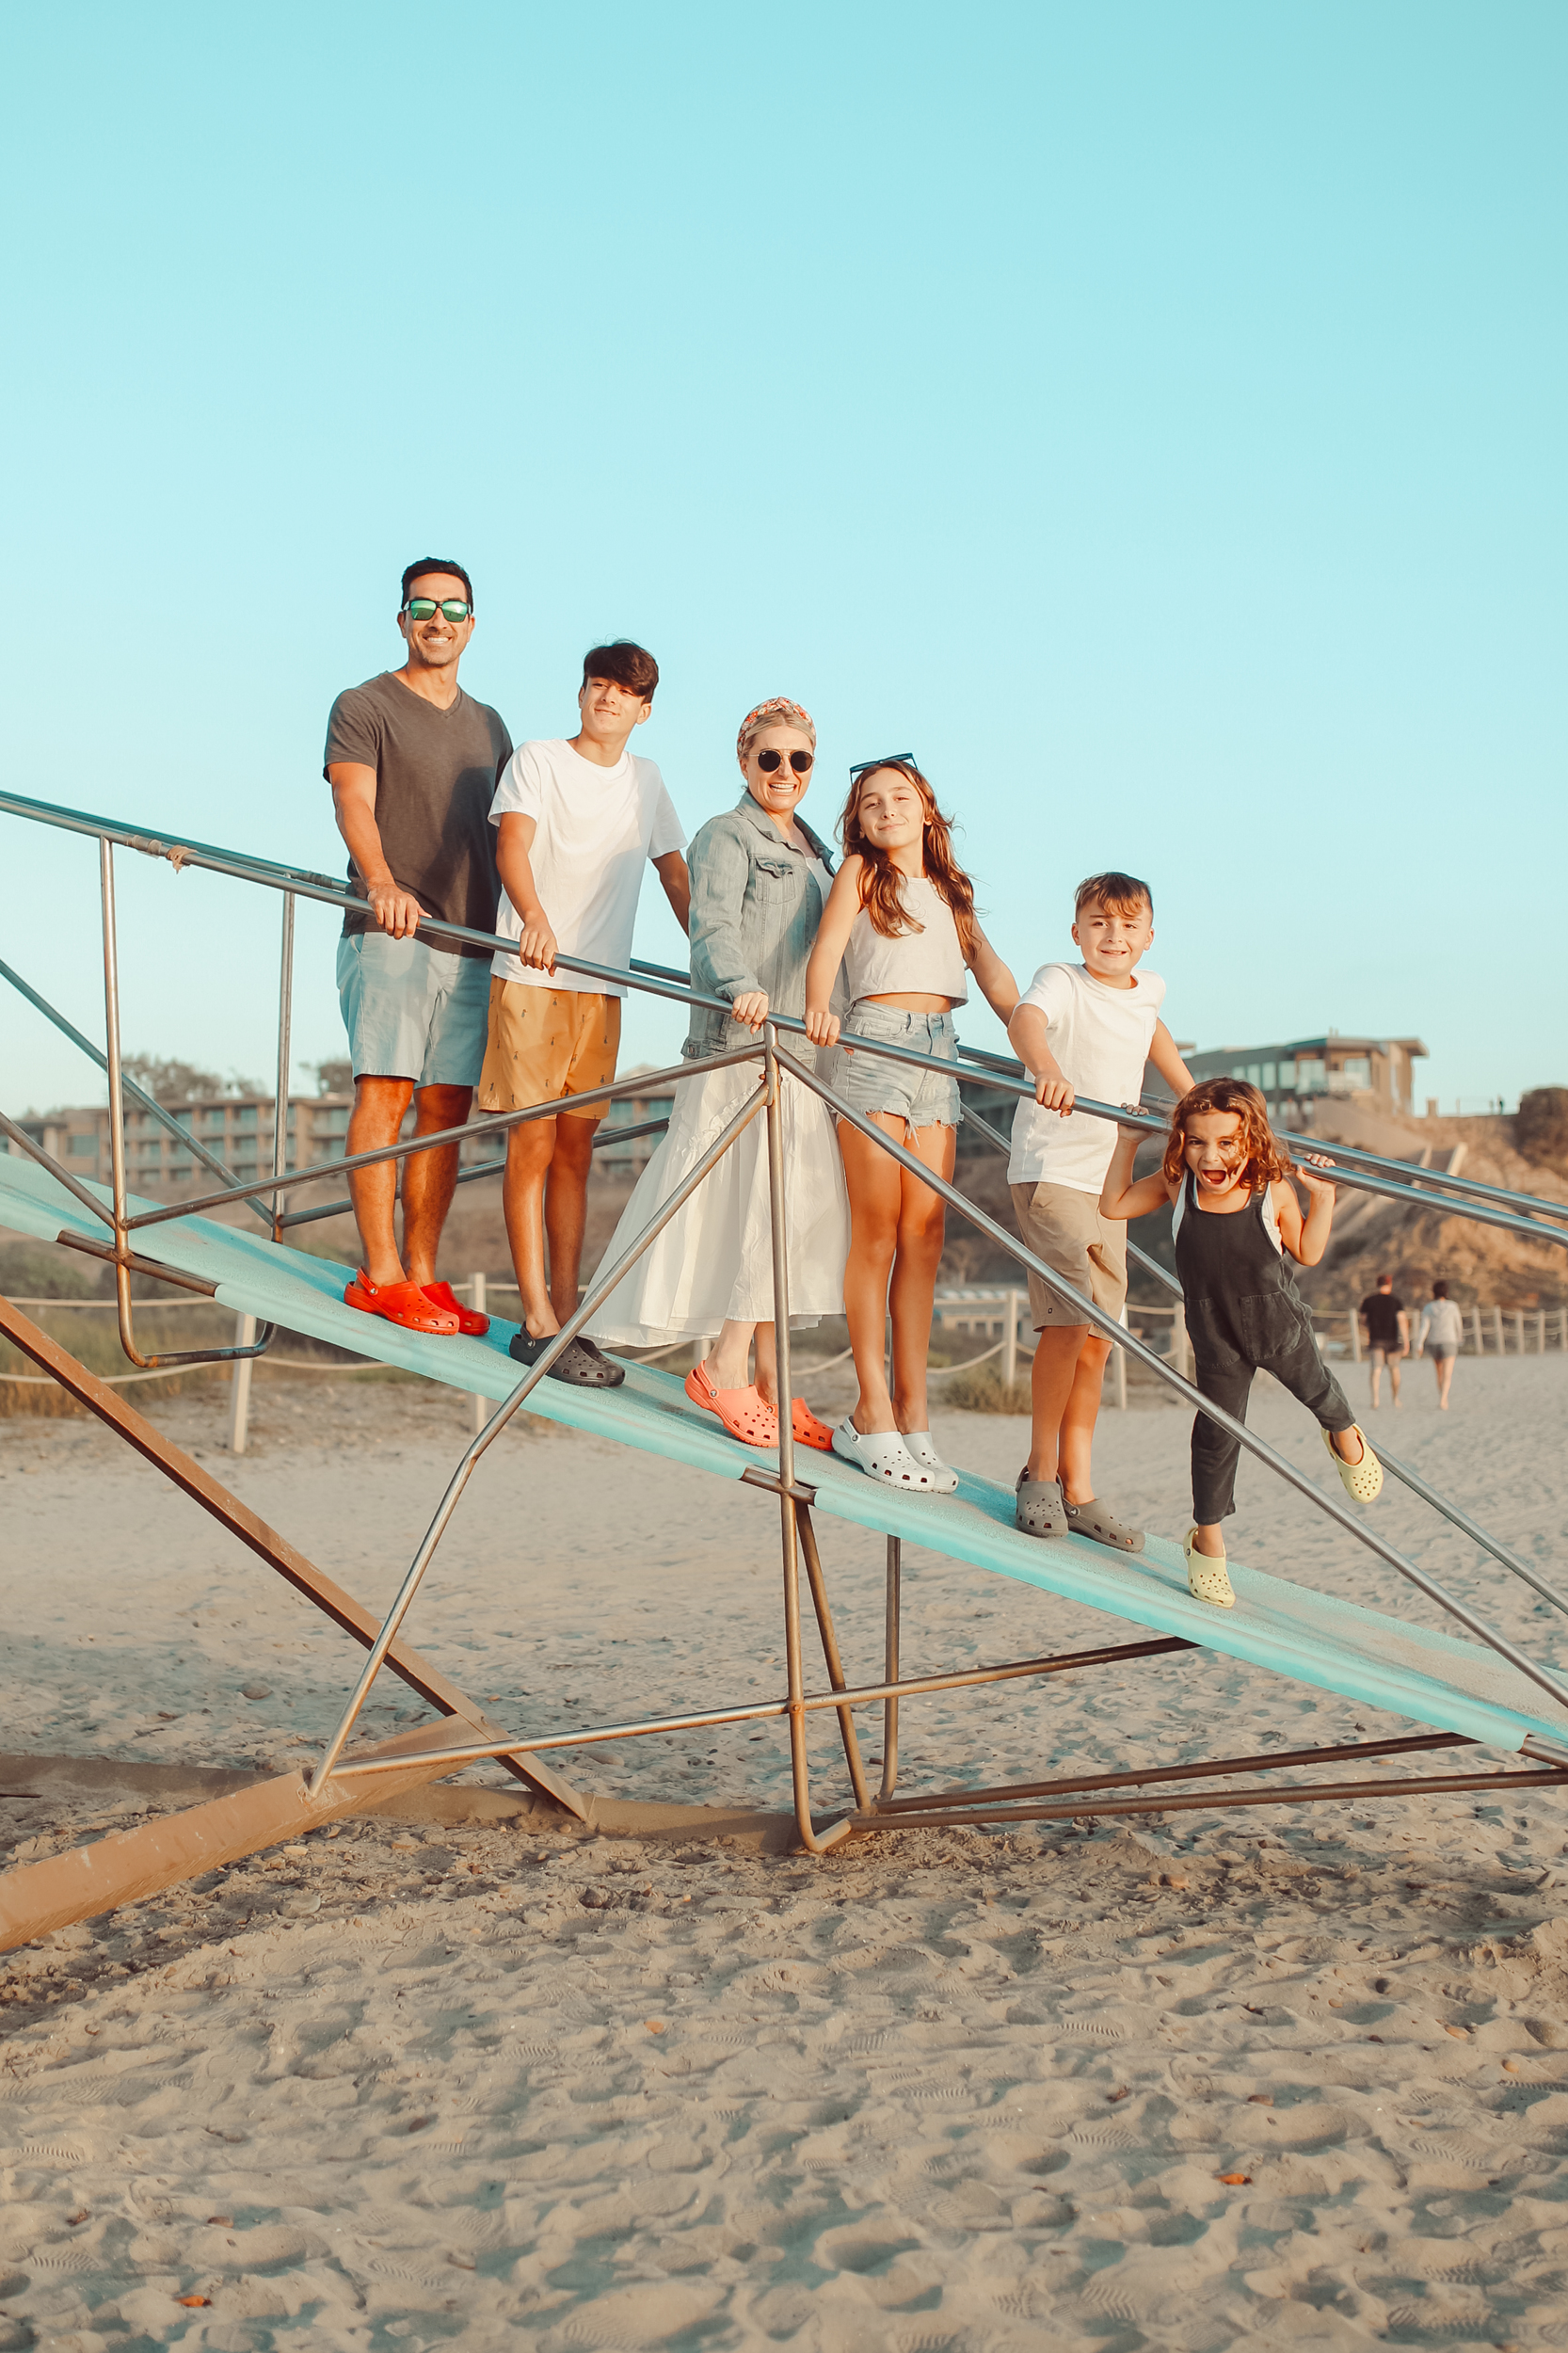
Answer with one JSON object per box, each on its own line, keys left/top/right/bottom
{"left": 336, "top": 931, "right": 492, "bottom": 1086}
{"left": 831, "top": 1003, "right": 963, "bottom": 1131}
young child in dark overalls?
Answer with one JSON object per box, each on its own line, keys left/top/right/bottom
{"left": 1100, "top": 1077, "right": 1382, "bottom": 1607}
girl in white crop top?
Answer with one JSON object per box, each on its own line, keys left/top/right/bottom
{"left": 803, "top": 759, "right": 1018, "bottom": 1495}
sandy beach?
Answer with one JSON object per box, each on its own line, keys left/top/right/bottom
{"left": 4, "top": 1351, "right": 1568, "bottom": 2348}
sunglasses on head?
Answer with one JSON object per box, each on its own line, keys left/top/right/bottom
{"left": 404, "top": 597, "right": 472, "bottom": 623}
{"left": 849, "top": 751, "right": 917, "bottom": 780}
{"left": 756, "top": 748, "right": 814, "bottom": 775}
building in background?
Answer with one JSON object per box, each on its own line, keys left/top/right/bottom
{"left": 1153, "top": 1033, "right": 1429, "bottom": 1121}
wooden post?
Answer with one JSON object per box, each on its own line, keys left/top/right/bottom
{"left": 1470, "top": 1305, "right": 1484, "bottom": 1355}
{"left": 1494, "top": 1305, "right": 1506, "bottom": 1356}
{"left": 227, "top": 1311, "right": 256, "bottom": 1452}
{"left": 471, "top": 1273, "right": 487, "bottom": 1433}
{"left": 1003, "top": 1289, "right": 1019, "bottom": 1389}
{"left": 1512, "top": 1310, "right": 1525, "bottom": 1359}
{"left": 1538, "top": 1311, "right": 1546, "bottom": 1355}
{"left": 1348, "top": 1309, "right": 1361, "bottom": 1365}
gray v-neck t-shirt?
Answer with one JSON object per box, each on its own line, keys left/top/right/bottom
{"left": 324, "top": 670, "right": 513, "bottom": 958}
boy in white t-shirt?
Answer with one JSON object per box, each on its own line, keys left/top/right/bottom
{"left": 479, "top": 641, "right": 690, "bottom": 1386}
{"left": 1005, "top": 872, "right": 1193, "bottom": 1546}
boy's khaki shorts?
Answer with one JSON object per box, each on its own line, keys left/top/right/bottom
{"left": 1010, "top": 1179, "right": 1128, "bottom": 1330}
{"left": 477, "top": 982, "right": 621, "bottom": 1122}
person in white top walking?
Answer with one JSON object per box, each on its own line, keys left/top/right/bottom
{"left": 1416, "top": 1279, "right": 1465, "bottom": 1410}
{"left": 806, "top": 758, "right": 1017, "bottom": 1494}
{"left": 478, "top": 642, "right": 690, "bottom": 1386}
{"left": 1007, "top": 872, "right": 1193, "bottom": 1549}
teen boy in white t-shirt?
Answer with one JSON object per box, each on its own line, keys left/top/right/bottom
{"left": 1006, "top": 872, "right": 1193, "bottom": 1546}
{"left": 479, "top": 641, "right": 690, "bottom": 1386}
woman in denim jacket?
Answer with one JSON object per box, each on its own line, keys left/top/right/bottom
{"left": 590, "top": 699, "right": 850, "bottom": 1450}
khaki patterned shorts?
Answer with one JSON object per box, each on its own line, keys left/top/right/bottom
{"left": 477, "top": 983, "right": 621, "bottom": 1121}
{"left": 1010, "top": 1179, "right": 1128, "bottom": 1330}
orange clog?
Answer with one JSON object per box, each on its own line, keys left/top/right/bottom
{"left": 344, "top": 1269, "right": 460, "bottom": 1336}
{"left": 683, "top": 1361, "right": 778, "bottom": 1448}
{"left": 422, "top": 1279, "right": 489, "bottom": 1337}
{"left": 791, "top": 1398, "right": 835, "bottom": 1451}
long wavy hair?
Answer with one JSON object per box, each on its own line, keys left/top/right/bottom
{"left": 840, "top": 760, "right": 978, "bottom": 952}
{"left": 1161, "top": 1077, "right": 1296, "bottom": 1192}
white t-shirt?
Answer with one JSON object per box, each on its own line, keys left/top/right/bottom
{"left": 489, "top": 739, "right": 686, "bottom": 996}
{"left": 1008, "top": 961, "right": 1167, "bottom": 1193}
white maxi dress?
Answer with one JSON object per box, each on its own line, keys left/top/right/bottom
{"left": 588, "top": 866, "right": 851, "bottom": 1348}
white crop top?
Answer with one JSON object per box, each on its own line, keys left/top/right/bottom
{"left": 841, "top": 874, "right": 969, "bottom": 1005}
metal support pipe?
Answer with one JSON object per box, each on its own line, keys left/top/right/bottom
{"left": 881, "top": 1536, "right": 902, "bottom": 1802}
{"left": 277, "top": 1114, "right": 673, "bottom": 1234}
{"left": 0, "top": 953, "right": 267, "bottom": 1221}
{"left": 127, "top": 1043, "right": 762, "bottom": 1232}
{"left": 95, "top": 840, "right": 276, "bottom": 1374}
{"left": 764, "top": 1022, "right": 851, "bottom": 1854}
{"left": 795, "top": 1502, "right": 872, "bottom": 1813}
{"left": 309, "top": 1077, "right": 772, "bottom": 1794}
{"left": 272, "top": 892, "right": 295, "bottom": 1236}
{"left": 0, "top": 1107, "right": 119, "bottom": 1232}
{"left": 1377, "top": 1444, "right": 1568, "bottom": 1626}
{"left": 775, "top": 1041, "right": 1568, "bottom": 1725}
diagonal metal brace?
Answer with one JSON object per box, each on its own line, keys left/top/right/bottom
{"left": 0, "top": 1293, "right": 590, "bottom": 1820}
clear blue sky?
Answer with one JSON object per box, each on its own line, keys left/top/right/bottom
{"left": 3, "top": 2, "right": 1562, "bottom": 1116}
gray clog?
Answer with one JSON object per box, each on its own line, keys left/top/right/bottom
{"left": 1015, "top": 1471, "right": 1067, "bottom": 1540}
{"left": 1063, "top": 1497, "right": 1144, "bottom": 1554}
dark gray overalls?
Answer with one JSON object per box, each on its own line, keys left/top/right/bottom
{"left": 1173, "top": 1169, "right": 1354, "bottom": 1525}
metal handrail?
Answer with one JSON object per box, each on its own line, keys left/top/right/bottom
{"left": 6, "top": 784, "right": 1566, "bottom": 1246}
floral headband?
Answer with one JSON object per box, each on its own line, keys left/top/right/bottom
{"left": 736, "top": 697, "right": 816, "bottom": 770}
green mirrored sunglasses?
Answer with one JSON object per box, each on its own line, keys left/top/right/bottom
{"left": 404, "top": 597, "right": 472, "bottom": 623}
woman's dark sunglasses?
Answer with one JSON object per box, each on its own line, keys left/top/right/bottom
{"left": 756, "top": 748, "right": 814, "bottom": 775}
{"left": 404, "top": 597, "right": 472, "bottom": 623}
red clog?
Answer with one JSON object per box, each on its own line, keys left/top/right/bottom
{"left": 343, "top": 1269, "right": 461, "bottom": 1336}
{"left": 421, "top": 1280, "right": 489, "bottom": 1337}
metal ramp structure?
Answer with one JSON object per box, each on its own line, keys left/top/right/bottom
{"left": 4, "top": 784, "right": 1568, "bottom": 1949}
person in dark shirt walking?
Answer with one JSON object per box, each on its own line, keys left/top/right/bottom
{"left": 1359, "top": 1273, "right": 1409, "bottom": 1408}
{"left": 325, "top": 558, "right": 512, "bottom": 1337}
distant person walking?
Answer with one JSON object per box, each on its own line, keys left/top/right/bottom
{"left": 1359, "top": 1273, "right": 1409, "bottom": 1408}
{"left": 1416, "top": 1280, "right": 1464, "bottom": 1410}
{"left": 327, "top": 558, "right": 511, "bottom": 1337}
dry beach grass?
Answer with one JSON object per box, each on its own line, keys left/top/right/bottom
{"left": 3, "top": 1353, "right": 1568, "bottom": 2348}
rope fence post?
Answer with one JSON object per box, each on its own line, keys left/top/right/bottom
{"left": 227, "top": 1313, "right": 256, "bottom": 1453}
{"left": 1003, "top": 1289, "right": 1018, "bottom": 1389}
{"left": 1113, "top": 1317, "right": 1128, "bottom": 1410}
{"left": 1348, "top": 1309, "right": 1361, "bottom": 1365}
{"left": 1470, "top": 1305, "right": 1484, "bottom": 1355}
{"left": 1494, "top": 1305, "right": 1506, "bottom": 1356}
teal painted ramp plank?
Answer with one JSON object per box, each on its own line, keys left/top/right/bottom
{"left": 6, "top": 1154, "right": 1566, "bottom": 1757}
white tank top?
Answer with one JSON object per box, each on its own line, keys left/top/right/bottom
{"left": 842, "top": 873, "right": 969, "bottom": 1005}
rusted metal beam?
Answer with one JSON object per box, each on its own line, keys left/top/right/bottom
{"left": 0, "top": 1720, "right": 500, "bottom": 1951}
{"left": 0, "top": 1294, "right": 588, "bottom": 1820}
{"left": 843, "top": 1763, "right": 1568, "bottom": 1833}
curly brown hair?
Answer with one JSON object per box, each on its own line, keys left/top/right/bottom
{"left": 839, "top": 760, "right": 978, "bottom": 953}
{"left": 1161, "top": 1077, "right": 1296, "bottom": 1191}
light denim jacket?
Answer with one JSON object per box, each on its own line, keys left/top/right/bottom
{"left": 683, "top": 793, "right": 838, "bottom": 1062}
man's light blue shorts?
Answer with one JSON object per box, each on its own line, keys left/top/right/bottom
{"left": 336, "top": 933, "right": 492, "bottom": 1087}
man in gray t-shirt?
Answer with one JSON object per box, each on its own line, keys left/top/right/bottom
{"left": 324, "top": 558, "right": 512, "bottom": 1339}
